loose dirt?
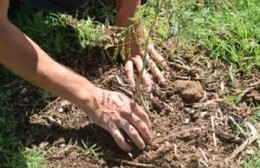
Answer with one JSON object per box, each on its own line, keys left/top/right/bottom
{"left": 9, "top": 47, "right": 259, "bottom": 168}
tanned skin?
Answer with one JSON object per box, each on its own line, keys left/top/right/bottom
{"left": 0, "top": 0, "right": 167, "bottom": 151}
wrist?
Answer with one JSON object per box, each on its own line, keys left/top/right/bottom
{"left": 74, "top": 80, "right": 97, "bottom": 111}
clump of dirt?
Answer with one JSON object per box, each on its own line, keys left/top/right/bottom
{"left": 173, "top": 80, "right": 204, "bottom": 103}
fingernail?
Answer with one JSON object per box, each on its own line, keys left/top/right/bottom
{"left": 140, "top": 144, "right": 146, "bottom": 150}
{"left": 158, "top": 77, "right": 166, "bottom": 84}
{"left": 151, "top": 131, "right": 155, "bottom": 140}
{"left": 166, "top": 65, "right": 170, "bottom": 71}
{"left": 146, "top": 86, "right": 152, "bottom": 92}
{"left": 163, "top": 62, "right": 170, "bottom": 71}
{"left": 131, "top": 84, "right": 136, "bottom": 91}
{"left": 146, "top": 136, "right": 152, "bottom": 145}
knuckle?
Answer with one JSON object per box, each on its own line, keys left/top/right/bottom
{"left": 142, "top": 112, "right": 149, "bottom": 119}
{"left": 119, "top": 92, "right": 126, "bottom": 97}
{"left": 132, "top": 133, "right": 140, "bottom": 141}
{"left": 112, "top": 131, "right": 124, "bottom": 142}
{"left": 130, "top": 130, "right": 139, "bottom": 138}
{"left": 125, "top": 66, "right": 131, "bottom": 72}
{"left": 118, "top": 93, "right": 127, "bottom": 100}
{"left": 131, "top": 56, "right": 136, "bottom": 61}
{"left": 132, "top": 56, "right": 141, "bottom": 64}
{"left": 118, "top": 119, "right": 128, "bottom": 127}
{"left": 147, "top": 44, "right": 153, "bottom": 51}
{"left": 116, "top": 136, "right": 125, "bottom": 143}
{"left": 142, "top": 115, "right": 150, "bottom": 123}
{"left": 137, "top": 140, "right": 145, "bottom": 149}
{"left": 139, "top": 122, "right": 148, "bottom": 132}
{"left": 140, "top": 142, "right": 146, "bottom": 149}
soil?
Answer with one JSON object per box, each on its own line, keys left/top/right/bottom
{"left": 172, "top": 80, "right": 204, "bottom": 103}
{"left": 8, "top": 46, "right": 259, "bottom": 168}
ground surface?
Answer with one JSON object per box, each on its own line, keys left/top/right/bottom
{"left": 1, "top": 0, "right": 259, "bottom": 168}
{"left": 7, "top": 50, "right": 259, "bottom": 167}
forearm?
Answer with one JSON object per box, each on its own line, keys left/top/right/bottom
{"left": 116, "top": 0, "right": 141, "bottom": 26}
{"left": 0, "top": 20, "right": 94, "bottom": 109}
{"left": 116, "top": 0, "right": 144, "bottom": 54}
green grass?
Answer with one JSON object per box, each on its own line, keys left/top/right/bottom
{"left": 1, "top": 0, "right": 259, "bottom": 167}
{"left": 143, "top": 0, "right": 259, "bottom": 71}
{"left": 12, "top": 4, "right": 108, "bottom": 66}
{"left": 184, "top": 0, "right": 260, "bottom": 71}
{"left": 244, "top": 150, "right": 260, "bottom": 168}
{"left": 81, "top": 140, "right": 102, "bottom": 161}
{"left": 249, "top": 107, "right": 260, "bottom": 122}
{"left": 0, "top": 68, "right": 24, "bottom": 167}
{"left": 0, "top": 69, "right": 49, "bottom": 167}
{"left": 1, "top": 146, "right": 49, "bottom": 168}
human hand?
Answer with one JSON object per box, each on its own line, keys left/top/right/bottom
{"left": 83, "top": 87, "right": 153, "bottom": 151}
{"left": 115, "top": 0, "right": 169, "bottom": 91}
{"left": 122, "top": 26, "right": 170, "bottom": 91}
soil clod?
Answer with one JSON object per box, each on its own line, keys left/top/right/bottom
{"left": 173, "top": 80, "right": 204, "bottom": 103}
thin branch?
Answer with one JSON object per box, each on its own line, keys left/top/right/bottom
{"left": 136, "top": 1, "right": 164, "bottom": 115}
{"left": 198, "top": 147, "right": 208, "bottom": 162}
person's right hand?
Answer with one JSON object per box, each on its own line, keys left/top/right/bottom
{"left": 82, "top": 87, "right": 153, "bottom": 151}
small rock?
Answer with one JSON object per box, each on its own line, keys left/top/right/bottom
{"left": 165, "top": 141, "right": 170, "bottom": 146}
{"left": 21, "top": 88, "right": 28, "bottom": 94}
{"left": 60, "top": 100, "right": 70, "bottom": 107}
{"left": 39, "top": 142, "right": 49, "bottom": 149}
{"left": 184, "top": 118, "right": 190, "bottom": 124}
{"left": 60, "top": 144, "right": 66, "bottom": 147}
{"left": 53, "top": 137, "right": 65, "bottom": 146}
{"left": 58, "top": 107, "right": 64, "bottom": 113}
{"left": 184, "top": 108, "right": 195, "bottom": 114}
{"left": 128, "top": 152, "right": 133, "bottom": 159}
{"left": 200, "top": 112, "right": 208, "bottom": 118}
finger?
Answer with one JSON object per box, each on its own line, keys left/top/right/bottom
{"left": 132, "top": 55, "right": 152, "bottom": 91}
{"left": 110, "top": 127, "right": 132, "bottom": 151}
{"left": 120, "top": 120, "right": 146, "bottom": 150}
{"left": 148, "top": 44, "right": 170, "bottom": 71}
{"left": 124, "top": 60, "right": 135, "bottom": 89}
{"left": 146, "top": 55, "right": 166, "bottom": 83}
{"left": 130, "top": 101, "right": 152, "bottom": 130}
{"left": 124, "top": 111, "right": 152, "bottom": 144}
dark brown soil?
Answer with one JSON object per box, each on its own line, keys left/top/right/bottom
{"left": 9, "top": 47, "right": 259, "bottom": 168}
